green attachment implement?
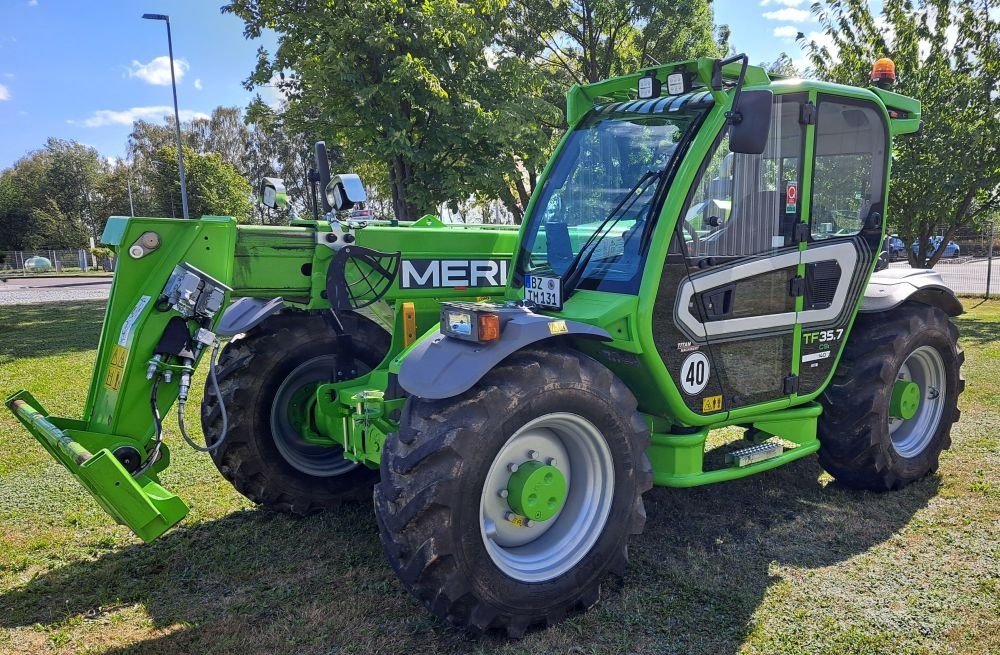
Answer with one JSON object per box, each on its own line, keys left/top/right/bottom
{"left": 505, "top": 460, "right": 567, "bottom": 522}
{"left": 6, "top": 391, "right": 188, "bottom": 543}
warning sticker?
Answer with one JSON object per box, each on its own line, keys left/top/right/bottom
{"left": 104, "top": 344, "right": 128, "bottom": 391}
{"left": 785, "top": 182, "right": 798, "bottom": 214}
{"left": 118, "top": 295, "right": 152, "bottom": 347}
{"left": 702, "top": 395, "right": 723, "bottom": 413}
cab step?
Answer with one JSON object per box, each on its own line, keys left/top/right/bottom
{"left": 726, "top": 441, "right": 784, "bottom": 468}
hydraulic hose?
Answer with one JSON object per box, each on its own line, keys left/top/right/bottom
{"left": 134, "top": 378, "right": 164, "bottom": 478}
{"left": 177, "top": 339, "right": 228, "bottom": 453}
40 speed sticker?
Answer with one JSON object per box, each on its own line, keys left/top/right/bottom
{"left": 680, "top": 351, "right": 710, "bottom": 395}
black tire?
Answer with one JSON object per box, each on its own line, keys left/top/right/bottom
{"left": 374, "top": 346, "right": 652, "bottom": 637}
{"left": 201, "top": 311, "right": 390, "bottom": 515}
{"left": 817, "top": 303, "right": 964, "bottom": 491}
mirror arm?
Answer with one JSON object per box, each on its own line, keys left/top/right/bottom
{"left": 714, "top": 53, "right": 750, "bottom": 126}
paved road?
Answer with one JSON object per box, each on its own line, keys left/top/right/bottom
{"left": 888, "top": 258, "right": 997, "bottom": 296}
{"left": 0, "top": 276, "right": 112, "bottom": 306}
{"left": 0, "top": 259, "right": 994, "bottom": 307}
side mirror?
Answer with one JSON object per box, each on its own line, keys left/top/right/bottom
{"left": 325, "top": 173, "right": 367, "bottom": 211}
{"left": 259, "top": 177, "right": 287, "bottom": 209}
{"left": 729, "top": 89, "right": 773, "bottom": 155}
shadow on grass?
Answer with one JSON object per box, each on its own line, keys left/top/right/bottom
{"left": 954, "top": 313, "right": 1000, "bottom": 347}
{"left": 0, "top": 458, "right": 939, "bottom": 655}
{"left": 0, "top": 300, "right": 106, "bottom": 361}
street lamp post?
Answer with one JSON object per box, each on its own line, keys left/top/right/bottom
{"left": 142, "top": 12, "right": 190, "bottom": 219}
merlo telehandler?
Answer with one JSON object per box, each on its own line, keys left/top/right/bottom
{"left": 8, "top": 55, "right": 963, "bottom": 637}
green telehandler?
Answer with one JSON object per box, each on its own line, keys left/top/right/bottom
{"left": 8, "top": 54, "right": 964, "bottom": 637}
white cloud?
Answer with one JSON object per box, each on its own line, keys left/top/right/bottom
{"left": 763, "top": 8, "right": 811, "bottom": 22}
{"left": 773, "top": 25, "right": 800, "bottom": 39}
{"left": 78, "top": 105, "right": 209, "bottom": 128}
{"left": 804, "top": 30, "right": 838, "bottom": 62}
{"left": 0, "top": 83, "right": 9, "bottom": 101}
{"left": 127, "top": 56, "right": 188, "bottom": 86}
{"left": 760, "top": 0, "right": 804, "bottom": 6}
{"left": 193, "top": 78, "right": 203, "bottom": 90}
{"left": 28, "top": 0, "right": 38, "bottom": 6}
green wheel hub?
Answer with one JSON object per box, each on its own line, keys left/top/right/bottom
{"left": 889, "top": 379, "right": 921, "bottom": 420}
{"left": 506, "top": 460, "right": 567, "bottom": 522}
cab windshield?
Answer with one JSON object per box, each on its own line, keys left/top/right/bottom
{"left": 516, "top": 99, "right": 709, "bottom": 294}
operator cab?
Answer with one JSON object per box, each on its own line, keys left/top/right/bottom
{"left": 512, "top": 55, "right": 906, "bottom": 422}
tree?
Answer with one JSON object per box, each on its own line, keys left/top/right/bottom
{"left": 225, "top": 0, "right": 565, "bottom": 222}
{"left": 761, "top": 52, "right": 800, "bottom": 77}
{"left": 801, "top": 0, "right": 1000, "bottom": 268}
{"left": 509, "top": 0, "right": 725, "bottom": 86}
{"left": 147, "top": 145, "right": 253, "bottom": 221}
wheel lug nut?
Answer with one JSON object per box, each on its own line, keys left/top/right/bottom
{"left": 527, "top": 449, "right": 539, "bottom": 460}
{"left": 524, "top": 519, "right": 534, "bottom": 527}
{"left": 498, "top": 489, "right": 509, "bottom": 499}
{"left": 547, "top": 457, "right": 557, "bottom": 466}
{"left": 507, "top": 462, "right": 519, "bottom": 473}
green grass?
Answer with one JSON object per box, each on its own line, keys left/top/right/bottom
{"left": 1, "top": 300, "right": 997, "bottom": 655}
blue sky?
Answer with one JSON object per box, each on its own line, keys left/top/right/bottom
{"left": 0, "top": 0, "right": 828, "bottom": 169}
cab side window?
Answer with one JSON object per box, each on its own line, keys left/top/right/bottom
{"left": 810, "top": 99, "right": 887, "bottom": 240}
{"left": 684, "top": 95, "right": 804, "bottom": 259}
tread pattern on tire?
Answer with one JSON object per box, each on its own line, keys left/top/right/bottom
{"left": 201, "top": 311, "right": 389, "bottom": 515}
{"left": 374, "top": 346, "right": 653, "bottom": 637}
{"left": 817, "top": 302, "right": 964, "bottom": 491}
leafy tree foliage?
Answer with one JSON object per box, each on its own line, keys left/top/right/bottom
{"left": 801, "top": 0, "right": 1000, "bottom": 267}
{"left": 225, "top": 0, "right": 554, "bottom": 222}
{"left": 147, "top": 145, "right": 253, "bottom": 221}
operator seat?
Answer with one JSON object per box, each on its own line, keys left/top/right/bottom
{"left": 699, "top": 189, "right": 778, "bottom": 258}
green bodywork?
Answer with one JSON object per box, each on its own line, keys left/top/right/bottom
{"left": 8, "top": 214, "right": 518, "bottom": 541}
{"left": 6, "top": 55, "right": 922, "bottom": 541}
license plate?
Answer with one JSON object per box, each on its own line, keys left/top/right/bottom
{"left": 524, "top": 275, "right": 562, "bottom": 309}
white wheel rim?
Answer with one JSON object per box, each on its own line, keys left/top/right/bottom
{"left": 479, "top": 412, "right": 615, "bottom": 583}
{"left": 889, "top": 345, "right": 947, "bottom": 458}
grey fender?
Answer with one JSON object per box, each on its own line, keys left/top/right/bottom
{"left": 216, "top": 296, "right": 285, "bottom": 337}
{"left": 861, "top": 268, "right": 963, "bottom": 317}
{"left": 397, "top": 314, "right": 611, "bottom": 400}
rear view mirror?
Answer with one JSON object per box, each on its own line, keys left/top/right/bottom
{"left": 729, "top": 89, "right": 773, "bottom": 155}
{"left": 259, "top": 177, "right": 287, "bottom": 209}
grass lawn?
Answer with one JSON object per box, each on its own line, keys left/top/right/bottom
{"left": 0, "top": 300, "right": 997, "bottom": 655}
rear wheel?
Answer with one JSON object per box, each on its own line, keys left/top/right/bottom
{"left": 201, "top": 311, "right": 390, "bottom": 514}
{"left": 818, "top": 303, "right": 964, "bottom": 490}
{"left": 374, "top": 347, "right": 652, "bottom": 637}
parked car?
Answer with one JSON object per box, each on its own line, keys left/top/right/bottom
{"left": 912, "top": 236, "right": 960, "bottom": 258}
{"left": 887, "top": 235, "right": 906, "bottom": 259}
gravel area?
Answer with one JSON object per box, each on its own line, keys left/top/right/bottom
{"left": 0, "top": 278, "right": 111, "bottom": 306}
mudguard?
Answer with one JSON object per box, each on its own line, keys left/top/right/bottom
{"left": 861, "top": 269, "right": 963, "bottom": 316}
{"left": 397, "top": 313, "right": 611, "bottom": 400}
{"left": 216, "top": 296, "right": 285, "bottom": 337}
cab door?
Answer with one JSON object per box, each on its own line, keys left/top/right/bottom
{"left": 651, "top": 92, "right": 810, "bottom": 418}
{"left": 794, "top": 95, "right": 890, "bottom": 395}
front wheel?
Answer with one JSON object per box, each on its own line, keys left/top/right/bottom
{"left": 817, "top": 303, "right": 964, "bottom": 490}
{"left": 201, "top": 311, "right": 390, "bottom": 514}
{"left": 374, "top": 347, "right": 652, "bottom": 637}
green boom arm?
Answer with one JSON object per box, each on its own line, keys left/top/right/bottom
{"left": 6, "top": 213, "right": 518, "bottom": 541}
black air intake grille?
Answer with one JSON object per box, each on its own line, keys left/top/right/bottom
{"left": 805, "top": 260, "right": 840, "bottom": 310}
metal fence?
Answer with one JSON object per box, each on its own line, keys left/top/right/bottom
{"left": 0, "top": 249, "right": 116, "bottom": 276}
{"left": 887, "top": 223, "right": 997, "bottom": 298}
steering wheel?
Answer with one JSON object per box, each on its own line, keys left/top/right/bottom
{"left": 682, "top": 219, "right": 701, "bottom": 256}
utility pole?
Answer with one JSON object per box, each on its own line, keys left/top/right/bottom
{"left": 142, "top": 13, "right": 190, "bottom": 219}
{"left": 986, "top": 222, "right": 995, "bottom": 300}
